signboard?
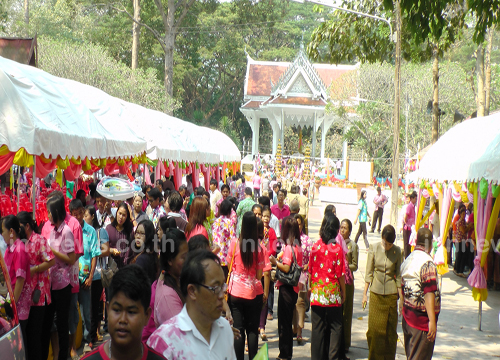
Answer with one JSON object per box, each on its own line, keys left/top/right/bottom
{"left": 348, "top": 161, "right": 372, "bottom": 184}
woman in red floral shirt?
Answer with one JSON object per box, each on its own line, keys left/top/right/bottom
{"left": 308, "top": 212, "right": 346, "bottom": 359}
{"left": 18, "top": 211, "right": 55, "bottom": 360}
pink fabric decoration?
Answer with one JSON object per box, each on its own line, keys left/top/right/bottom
{"left": 215, "top": 164, "right": 221, "bottom": 189}
{"left": 468, "top": 185, "right": 492, "bottom": 289}
{"left": 145, "top": 164, "right": 152, "bottom": 186}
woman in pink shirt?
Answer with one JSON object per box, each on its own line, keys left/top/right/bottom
{"left": 185, "top": 197, "right": 209, "bottom": 242}
{"left": 226, "top": 211, "right": 265, "bottom": 360}
{"left": 18, "top": 211, "right": 55, "bottom": 360}
{"left": 2, "top": 215, "right": 32, "bottom": 350}
{"left": 269, "top": 216, "right": 303, "bottom": 360}
{"left": 41, "top": 195, "right": 76, "bottom": 360}
{"left": 142, "top": 227, "right": 188, "bottom": 342}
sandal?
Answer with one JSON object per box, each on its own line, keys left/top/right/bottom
{"left": 260, "top": 329, "right": 268, "bottom": 341}
{"left": 297, "top": 336, "right": 303, "bottom": 345}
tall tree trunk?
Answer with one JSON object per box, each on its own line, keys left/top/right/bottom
{"left": 164, "top": 35, "right": 174, "bottom": 115}
{"left": 162, "top": 0, "right": 176, "bottom": 115}
{"left": 484, "top": 25, "right": 495, "bottom": 116}
{"left": 390, "top": 0, "right": 401, "bottom": 227}
{"left": 24, "top": 0, "right": 29, "bottom": 34}
{"left": 476, "top": 44, "right": 485, "bottom": 117}
{"left": 131, "top": 0, "right": 141, "bottom": 70}
{"left": 432, "top": 46, "right": 439, "bottom": 143}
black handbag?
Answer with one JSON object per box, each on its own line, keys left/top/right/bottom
{"left": 275, "top": 245, "right": 302, "bottom": 287}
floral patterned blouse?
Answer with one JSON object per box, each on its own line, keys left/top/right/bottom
{"left": 26, "top": 233, "right": 54, "bottom": 306}
{"left": 212, "top": 216, "right": 235, "bottom": 266}
{"left": 300, "top": 233, "right": 314, "bottom": 268}
{"left": 4, "top": 239, "right": 31, "bottom": 320}
{"left": 308, "top": 239, "right": 345, "bottom": 307}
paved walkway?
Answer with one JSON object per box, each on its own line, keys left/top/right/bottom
{"left": 262, "top": 198, "right": 500, "bottom": 360}
{"left": 81, "top": 197, "right": 500, "bottom": 360}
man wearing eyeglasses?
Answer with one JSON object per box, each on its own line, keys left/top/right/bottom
{"left": 148, "top": 250, "right": 237, "bottom": 360}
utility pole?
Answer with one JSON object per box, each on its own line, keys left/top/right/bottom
{"left": 390, "top": 0, "right": 401, "bottom": 227}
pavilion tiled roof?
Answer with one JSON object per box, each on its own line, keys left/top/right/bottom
{"left": 245, "top": 58, "right": 355, "bottom": 98}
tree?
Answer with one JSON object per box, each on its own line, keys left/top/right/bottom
{"left": 111, "top": 0, "right": 205, "bottom": 114}
{"left": 131, "top": 0, "right": 141, "bottom": 69}
{"left": 38, "top": 36, "right": 179, "bottom": 113}
{"left": 394, "top": 0, "right": 465, "bottom": 143}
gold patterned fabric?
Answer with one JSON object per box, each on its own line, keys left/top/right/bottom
{"left": 367, "top": 292, "right": 398, "bottom": 360}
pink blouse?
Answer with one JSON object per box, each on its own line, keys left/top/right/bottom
{"left": 186, "top": 224, "right": 208, "bottom": 242}
{"left": 4, "top": 239, "right": 31, "bottom": 320}
{"left": 26, "top": 233, "right": 54, "bottom": 306}
{"left": 154, "top": 279, "right": 183, "bottom": 328}
{"left": 226, "top": 238, "right": 265, "bottom": 299}
{"left": 48, "top": 222, "right": 76, "bottom": 291}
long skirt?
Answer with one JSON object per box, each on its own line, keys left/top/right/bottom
{"left": 343, "top": 283, "right": 354, "bottom": 349}
{"left": 367, "top": 292, "right": 398, "bottom": 360}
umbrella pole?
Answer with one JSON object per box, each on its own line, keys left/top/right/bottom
{"left": 478, "top": 301, "right": 482, "bottom": 331}
{"left": 32, "top": 156, "right": 36, "bottom": 221}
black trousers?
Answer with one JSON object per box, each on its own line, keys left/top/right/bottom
{"left": 20, "top": 319, "right": 28, "bottom": 358}
{"left": 26, "top": 305, "right": 46, "bottom": 360}
{"left": 354, "top": 222, "right": 369, "bottom": 249}
{"left": 90, "top": 279, "right": 104, "bottom": 343}
{"left": 403, "top": 228, "right": 412, "bottom": 259}
{"left": 278, "top": 284, "right": 298, "bottom": 360}
{"left": 311, "top": 305, "right": 343, "bottom": 360}
{"left": 41, "top": 285, "right": 72, "bottom": 360}
{"left": 229, "top": 294, "right": 263, "bottom": 360}
{"left": 454, "top": 241, "right": 468, "bottom": 274}
{"left": 371, "top": 208, "right": 384, "bottom": 232}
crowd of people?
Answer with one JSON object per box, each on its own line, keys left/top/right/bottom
{"left": 3, "top": 167, "right": 497, "bottom": 360}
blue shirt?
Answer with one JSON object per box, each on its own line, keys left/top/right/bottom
{"left": 358, "top": 200, "right": 368, "bottom": 223}
{"left": 79, "top": 222, "right": 101, "bottom": 281}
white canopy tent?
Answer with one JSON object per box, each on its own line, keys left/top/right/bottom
{"left": 62, "top": 77, "right": 241, "bottom": 164}
{"left": 416, "top": 114, "right": 500, "bottom": 184}
{"left": 0, "top": 55, "right": 146, "bottom": 160}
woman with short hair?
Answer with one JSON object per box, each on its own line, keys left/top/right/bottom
{"left": 362, "top": 225, "right": 402, "bottom": 360}
{"left": 309, "top": 213, "right": 345, "bottom": 359}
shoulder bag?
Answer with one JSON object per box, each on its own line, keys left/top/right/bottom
{"left": 275, "top": 245, "right": 302, "bottom": 287}
{"left": 99, "top": 228, "right": 118, "bottom": 288}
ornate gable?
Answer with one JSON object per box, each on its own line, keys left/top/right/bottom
{"left": 271, "top": 49, "right": 328, "bottom": 100}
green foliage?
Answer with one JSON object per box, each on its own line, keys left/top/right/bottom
{"left": 467, "top": 0, "right": 500, "bottom": 43}
{"left": 329, "top": 61, "right": 481, "bottom": 175}
{"left": 307, "top": 0, "right": 434, "bottom": 65}
{"left": 399, "top": 0, "right": 466, "bottom": 54}
{"left": 37, "top": 36, "right": 178, "bottom": 113}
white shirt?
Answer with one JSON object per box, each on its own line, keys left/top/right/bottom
{"left": 209, "top": 189, "right": 222, "bottom": 213}
{"left": 147, "top": 305, "right": 236, "bottom": 360}
{"left": 0, "top": 235, "right": 6, "bottom": 257}
{"left": 270, "top": 213, "right": 281, "bottom": 238}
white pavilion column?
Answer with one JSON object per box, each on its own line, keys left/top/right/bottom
{"left": 320, "top": 119, "right": 326, "bottom": 160}
{"left": 251, "top": 116, "right": 260, "bottom": 156}
{"left": 281, "top": 109, "right": 285, "bottom": 149}
{"left": 312, "top": 112, "right": 317, "bottom": 159}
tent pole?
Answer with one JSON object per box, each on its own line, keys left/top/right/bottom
{"left": 478, "top": 301, "right": 482, "bottom": 331}
{"left": 17, "top": 166, "right": 20, "bottom": 212}
{"left": 32, "top": 156, "right": 36, "bottom": 221}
